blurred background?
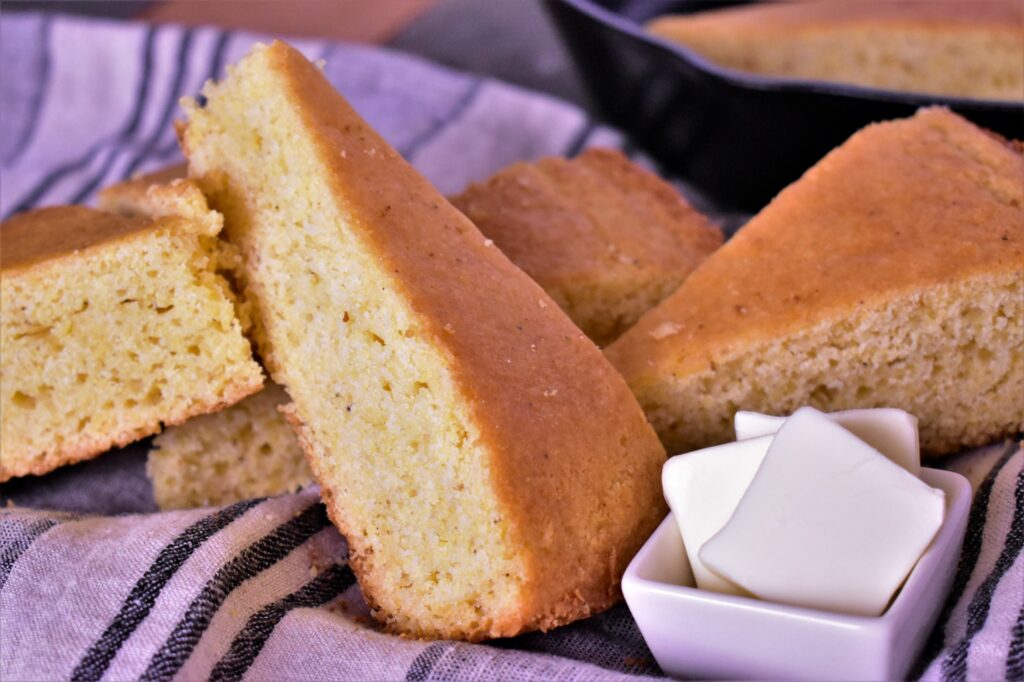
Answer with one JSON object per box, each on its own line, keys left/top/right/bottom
{"left": 6, "top": 0, "right": 589, "bottom": 105}
{"left": 6, "top": 0, "right": 1019, "bottom": 211}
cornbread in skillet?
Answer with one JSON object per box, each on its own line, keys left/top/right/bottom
{"left": 180, "top": 41, "right": 666, "bottom": 641}
{"left": 149, "top": 383, "right": 311, "bottom": 509}
{"left": 0, "top": 196, "right": 263, "bottom": 482}
{"left": 606, "top": 108, "right": 1024, "bottom": 457}
{"left": 451, "top": 149, "right": 722, "bottom": 345}
{"left": 648, "top": 1, "right": 1024, "bottom": 101}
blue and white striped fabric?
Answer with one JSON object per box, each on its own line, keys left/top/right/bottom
{"left": 1, "top": 12, "right": 1022, "bottom": 682}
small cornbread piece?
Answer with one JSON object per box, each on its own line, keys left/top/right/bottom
{"left": 606, "top": 108, "right": 1024, "bottom": 456}
{"left": 149, "top": 383, "right": 311, "bottom": 510}
{"left": 0, "top": 192, "right": 263, "bottom": 481}
{"left": 180, "top": 41, "right": 666, "bottom": 641}
{"left": 648, "top": 1, "right": 1024, "bottom": 101}
{"left": 103, "top": 168, "right": 307, "bottom": 510}
{"left": 98, "top": 167, "right": 256, "bottom": 333}
{"left": 451, "top": 149, "right": 722, "bottom": 345}
{"left": 103, "top": 172, "right": 300, "bottom": 509}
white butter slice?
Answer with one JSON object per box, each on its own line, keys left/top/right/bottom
{"left": 702, "top": 406, "right": 945, "bottom": 617}
{"left": 734, "top": 408, "right": 921, "bottom": 476}
{"left": 662, "top": 436, "right": 772, "bottom": 594}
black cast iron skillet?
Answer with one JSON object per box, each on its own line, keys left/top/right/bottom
{"left": 546, "top": 0, "right": 1024, "bottom": 212}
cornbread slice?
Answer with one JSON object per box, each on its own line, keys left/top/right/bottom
{"left": 107, "top": 153, "right": 723, "bottom": 348}
{"left": 111, "top": 150, "right": 710, "bottom": 509}
{"left": 606, "top": 107, "right": 1024, "bottom": 456}
{"left": 648, "top": 1, "right": 1024, "bottom": 100}
{"left": 0, "top": 191, "right": 263, "bottom": 481}
{"left": 451, "top": 149, "right": 722, "bottom": 345}
{"left": 181, "top": 41, "right": 666, "bottom": 641}
{"left": 149, "top": 383, "right": 311, "bottom": 509}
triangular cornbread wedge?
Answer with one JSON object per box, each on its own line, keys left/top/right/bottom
{"left": 452, "top": 148, "right": 722, "bottom": 345}
{"left": 606, "top": 108, "right": 1023, "bottom": 456}
{"left": 179, "top": 42, "right": 666, "bottom": 641}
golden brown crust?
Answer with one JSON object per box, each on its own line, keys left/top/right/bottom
{"left": 3, "top": 182, "right": 220, "bottom": 275}
{"left": 607, "top": 107, "right": 1024, "bottom": 385}
{"left": 606, "top": 107, "right": 1024, "bottom": 453}
{"left": 572, "top": 149, "right": 723, "bottom": 259}
{"left": 96, "top": 168, "right": 214, "bottom": 229}
{"left": 192, "top": 42, "right": 667, "bottom": 639}
{"left": 0, "top": 377, "right": 260, "bottom": 482}
{"left": 95, "top": 163, "right": 188, "bottom": 209}
{"left": 1, "top": 206, "right": 155, "bottom": 272}
{"left": 452, "top": 148, "right": 720, "bottom": 287}
{"left": 1, "top": 192, "right": 262, "bottom": 482}
{"left": 450, "top": 149, "right": 722, "bottom": 344}
{"left": 649, "top": 1, "right": 1024, "bottom": 36}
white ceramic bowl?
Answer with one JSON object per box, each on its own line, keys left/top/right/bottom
{"left": 622, "top": 467, "right": 970, "bottom": 681}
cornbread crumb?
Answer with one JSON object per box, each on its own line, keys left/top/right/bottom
{"left": 650, "top": 322, "right": 682, "bottom": 340}
{"left": 452, "top": 149, "right": 722, "bottom": 345}
{"left": 648, "top": 1, "right": 1024, "bottom": 101}
{"left": 182, "top": 41, "right": 665, "bottom": 641}
{"left": 148, "top": 384, "right": 311, "bottom": 509}
{"left": 607, "top": 108, "right": 1024, "bottom": 456}
{"left": 96, "top": 163, "right": 187, "bottom": 215}
{"left": 0, "top": 197, "right": 263, "bottom": 481}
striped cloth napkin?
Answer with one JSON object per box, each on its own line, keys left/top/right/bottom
{"left": 1, "top": 12, "right": 1022, "bottom": 681}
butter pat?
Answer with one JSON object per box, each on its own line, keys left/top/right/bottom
{"left": 662, "top": 437, "right": 772, "bottom": 594}
{"left": 701, "top": 407, "right": 945, "bottom": 617}
{"left": 735, "top": 408, "right": 921, "bottom": 476}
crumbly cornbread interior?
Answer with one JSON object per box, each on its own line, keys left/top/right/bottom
{"left": 1, "top": 203, "right": 262, "bottom": 481}
{"left": 148, "top": 383, "right": 310, "bottom": 509}
{"left": 638, "top": 273, "right": 1023, "bottom": 454}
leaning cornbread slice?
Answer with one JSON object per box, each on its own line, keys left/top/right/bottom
{"left": 148, "top": 383, "right": 311, "bottom": 509}
{"left": 0, "top": 193, "right": 263, "bottom": 481}
{"left": 180, "top": 41, "right": 666, "bottom": 641}
{"left": 606, "top": 107, "right": 1024, "bottom": 457}
{"left": 102, "top": 151, "right": 710, "bottom": 508}
{"left": 451, "top": 149, "right": 722, "bottom": 345}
